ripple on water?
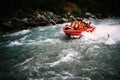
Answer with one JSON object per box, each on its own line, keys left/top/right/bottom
{"left": 1, "top": 18, "right": 120, "bottom": 80}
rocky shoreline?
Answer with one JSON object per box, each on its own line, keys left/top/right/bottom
{"left": 0, "top": 8, "right": 104, "bottom": 33}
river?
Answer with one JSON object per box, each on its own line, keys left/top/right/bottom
{"left": 0, "top": 18, "right": 120, "bottom": 80}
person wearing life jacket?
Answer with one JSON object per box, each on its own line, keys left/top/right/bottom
{"left": 78, "top": 21, "right": 82, "bottom": 29}
{"left": 88, "top": 22, "right": 91, "bottom": 25}
{"left": 74, "top": 21, "right": 79, "bottom": 30}
{"left": 78, "top": 21, "right": 86, "bottom": 29}
{"left": 70, "top": 20, "right": 79, "bottom": 30}
{"left": 70, "top": 21, "right": 75, "bottom": 27}
{"left": 86, "top": 22, "right": 91, "bottom": 28}
{"left": 83, "top": 22, "right": 88, "bottom": 28}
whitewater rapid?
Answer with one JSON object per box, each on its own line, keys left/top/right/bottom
{"left": 4, "top": 18, "right": 120, "bottom": 47}
{"left": 0, "top": 18, "right": 120, "bottom": 80}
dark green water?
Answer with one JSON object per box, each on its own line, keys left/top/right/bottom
{"left": 0, "top": 18, "right": 120, "bottom": 80}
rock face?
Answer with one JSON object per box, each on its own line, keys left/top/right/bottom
{"left": 0, "top": 8, "right": 104, "bottom": 32}
{"left": 84, "top": 12, "right": 96, "bottom": 19}
{"left": 1, "top": 9, "right": 83, "bottom": 30}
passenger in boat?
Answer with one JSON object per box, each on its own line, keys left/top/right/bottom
{"left": 70, "top": 20, "right": 79, "bottom": 29}
{"left": 78, "top": 21, "right": 87, "bottom": 29}
{"left": 70, "top": 19, "right": 89, "bottom": 30}
{"left": 88, "top": 22, "right": 91, "bottom": 25}
{"left": 70, "top": 21, "right": 75, "bottom": 27}
{"left": 86, "top": 22, "right": 92, "bottom": 28}
{"left": 74, "top": 22, "right": 79, "bottom": 30}
{"left": 78, "top": 21, "right": 82, "bottom": 29}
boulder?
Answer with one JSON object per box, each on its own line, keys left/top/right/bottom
{"left": 3, "top": 22, "right": 14, "bottom": 28}
{"left": 85, "top": 12, "right": 96, "bottom": 18}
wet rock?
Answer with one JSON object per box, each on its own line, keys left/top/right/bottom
{"left": 61, "top": 18, "right": 68, "bottom": 22}
{"left": 22, "top": 18, "right": 28, "bottom": 22}
{"left": 41, "top": 15, "right": 47, "bottom": 20}
{"left": 36, "top": 13, "right": 42, "bottom": 19}
{"left": 76, "top": 17, "right": 82, "bottom": 21}
{"left": 69, "top": 15, "right": 76, "bottom": 20}
{"left": 49, "top": 19, "right": 56, "bottom": 25}
{"left": 0, "top": 9, "right": 89, "bottom": 32}
{"left": 25, "top": 21, "right": 37, "bottom": 27}
{"left": 3, "top": 21, "right": 14, "bottom": 28}
{"left": 85, "top": 12, "right": 96, "bottom": 19}
{"left": 46, "top": 11, "right": 54, "bottom": 17}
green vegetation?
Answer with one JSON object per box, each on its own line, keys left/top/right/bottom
{"left": 72, "top": 7, "right": 81, "bottom": 15}
{"left": 0, "top": 0, "right": 120, "bottom": 18}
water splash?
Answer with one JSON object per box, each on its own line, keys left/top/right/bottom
{"left": 3, "top": 30, "right": 30, "bottom": 37}
{"left": 8, "top": 40, "right": 22, "bottom": 46}
{"left": 49, "top": 49, "right": 80, "bottom": 67}
{"left": 81, "top": 20, "right": 120, "bottom": 45}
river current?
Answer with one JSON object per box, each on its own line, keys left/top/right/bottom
{"left": 0, "top": 18, "right": 120, "bottom": 80}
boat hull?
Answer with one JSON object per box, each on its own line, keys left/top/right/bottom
{"left": 62, "top": 25, "right": 95, "bottom": 38}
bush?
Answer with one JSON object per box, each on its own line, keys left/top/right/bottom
{"left": 72, "top": 7, "right": 81, "bottom": 15}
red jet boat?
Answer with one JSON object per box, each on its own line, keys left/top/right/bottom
{"left": 62, "top": 21, "right": 95, "bottom": 38}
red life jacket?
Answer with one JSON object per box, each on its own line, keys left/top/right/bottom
{"left": 73, "top": 21, "right": 79, "bottom": 30}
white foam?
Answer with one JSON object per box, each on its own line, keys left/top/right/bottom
{"left": 20, "top": 36, "right": 27, "bottom": 41}
{"left": 8, "top": 40, "right": 22, "bottom": 46}
{"left": 82, "top": 32, "right": 96, "bottom": 40}
{"left": 5, "top": 30, "right": 30, "bottom": 37}
{"left": 52, "top": 25, "right": 58, "bottom": 29}
{"left": 81, "top": 22, "right": 120, "bottom": 45}
{"left": 94, "top": 45, "right": 100, "bottom": 48}
{"left": 15, "top": 38, "right": 61, "bottom": 46}
{"left": 104, "top": 38, "right": 115, "bottom": 45}
{"left": 13, "top": 57, "right": 33, "bottom": 68}
{"left": 61, "top": 71, "right": 73, "bottom": 76}
{"left": 49, "top": 49, "right": 79, "bottom": 67}
{"left": 42, "top": 39, "right": 61, "bottom": 44}
{"left": 94, "top": 25, "right": 114, "bottom": 38}
{"left": 82, "top": 67, "right": 98, "bottom": 71}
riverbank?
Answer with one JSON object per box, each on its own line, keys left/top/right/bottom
{"left": 0, "top": 8, "right": 106, "bottom": 34}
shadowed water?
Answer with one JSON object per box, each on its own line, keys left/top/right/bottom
{"left": 0, "top": 18, "right": 120, "bottom": 80}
